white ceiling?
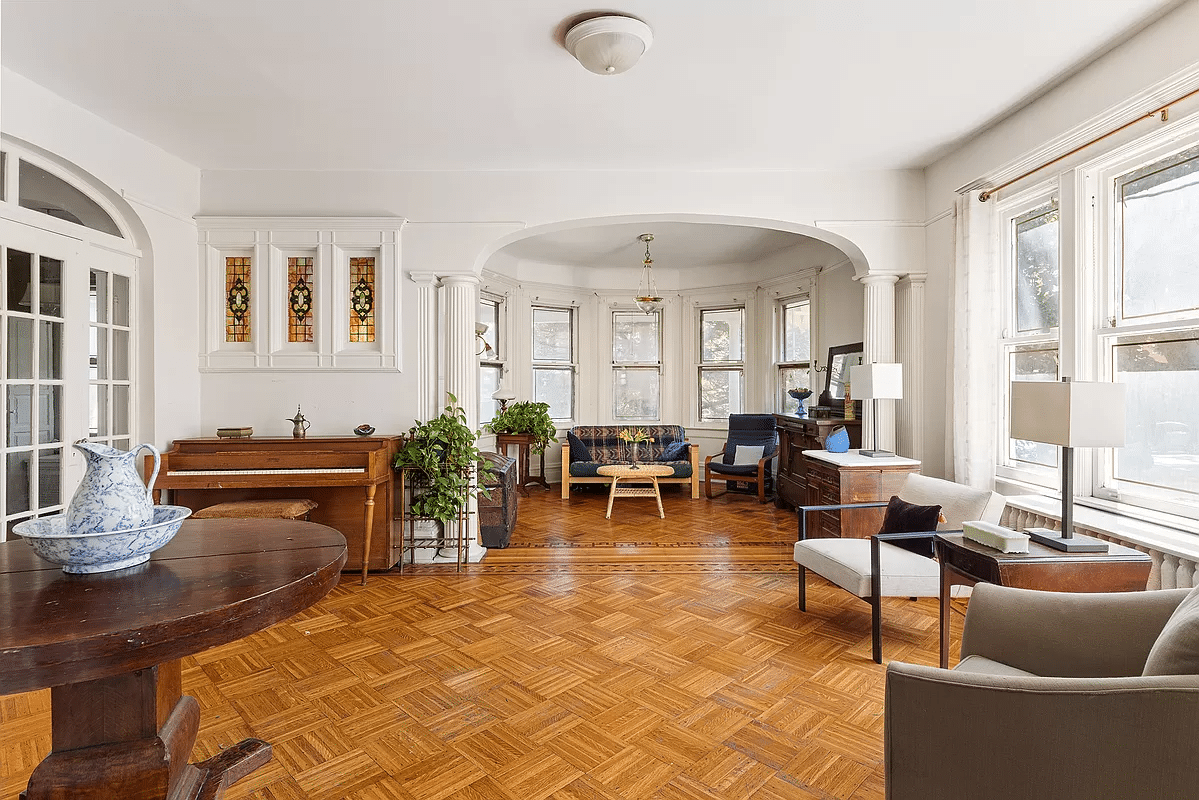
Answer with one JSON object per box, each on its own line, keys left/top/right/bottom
{"left": 0, "top": 0, "right": 1181, "bottom": 174}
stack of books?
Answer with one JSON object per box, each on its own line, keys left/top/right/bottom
{"left": 215, "top": 426, "right": 253, "bottom": 439}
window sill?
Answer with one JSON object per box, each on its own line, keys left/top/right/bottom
{"left": 1003, "top": 493, "right": 1199, "bottom": 564}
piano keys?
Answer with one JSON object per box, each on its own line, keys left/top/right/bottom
{"left": 151, "top": 436, "right": 400, "bottom": 582}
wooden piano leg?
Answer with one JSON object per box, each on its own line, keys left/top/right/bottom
{"left": 361, "top": 484, "right": 377, "bottom": 586}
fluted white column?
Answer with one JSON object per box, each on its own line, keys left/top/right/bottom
{"left": 896, "top": 274, "right": 926, "bottom": 461}
{"left": 441, "top": 274, "right": 481, "bottom": 431}
{"left": 440, "top": 274, "right": 483, "bottom": 559}
{"left": 409, "top": 271, "right": 439, "bottom": 423}
{"left": 861, "top": 274, "right": 900, "bottom": 453}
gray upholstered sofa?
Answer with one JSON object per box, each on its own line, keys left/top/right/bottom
{"left": 885, "top": 582, "right": 1199, "bottom": 799}
{"left": 560, "top": 424, "right": 700, "bottom": 499}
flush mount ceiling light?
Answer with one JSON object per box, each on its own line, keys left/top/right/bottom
{"left": 564, "top": 15, "right": 653, "bottom": 75}
{"left": 634, "top": 233, "right": 663, "bottom": 314}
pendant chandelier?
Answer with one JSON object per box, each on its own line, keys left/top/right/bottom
{"left": 635, "top": 233, "right": 663, "bottom": 314}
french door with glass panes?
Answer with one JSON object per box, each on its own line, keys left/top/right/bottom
{"left": 2, "top": 222, "right": 135, "bottom": 540}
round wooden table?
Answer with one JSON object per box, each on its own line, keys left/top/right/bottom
{"left": 0, "top": 518, "right": 347, "bottom": 800}
{"left": 596, "top": 464, "right": 673, "bottom": 519}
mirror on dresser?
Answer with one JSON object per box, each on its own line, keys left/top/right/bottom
{"left": 818, "top": 341, "right": 864, "bottom": 408}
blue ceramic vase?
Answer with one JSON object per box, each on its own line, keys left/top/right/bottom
{"left": 824, "top": 426, "right": 850, "bottom": 454}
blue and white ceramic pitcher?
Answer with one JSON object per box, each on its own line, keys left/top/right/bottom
{"left": 65, "top": 441, "right": 161, "bottom": 534}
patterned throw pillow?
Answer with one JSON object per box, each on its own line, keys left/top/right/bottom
{"left": 566, "top": 432, "right": 593, "bottom": 463}
{"left": 659, "top": 441, "right": 689, "bottom": 461}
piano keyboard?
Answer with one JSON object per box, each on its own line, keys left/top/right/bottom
{"left": 167, "top": 468, "right": 366, "bottom": 476}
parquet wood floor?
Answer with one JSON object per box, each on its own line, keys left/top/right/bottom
{"left": 0, "top": 485, "right": 968, "bottom": 800}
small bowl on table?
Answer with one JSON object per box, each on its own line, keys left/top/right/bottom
{"left": 12, "top": 505, "right": 192, "bottom": 574}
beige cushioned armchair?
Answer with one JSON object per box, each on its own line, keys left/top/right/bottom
{"left": 885, "top": 583, "right": 1199, "bottom": 800}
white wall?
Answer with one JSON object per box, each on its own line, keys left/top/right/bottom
{"left": 1, "top": 68, "right": 203, "bottom": 451}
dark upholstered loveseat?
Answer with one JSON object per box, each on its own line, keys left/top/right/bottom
{"left": 559, "top": 425, "right": 700, "bottom": 500}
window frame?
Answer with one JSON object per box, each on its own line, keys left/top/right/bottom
{"left": 996, "top": 183, "right": 1062, "bottom": 491}
{"left": 993, "top": 115, "right": 1199, "bottom": 524}
{"left": 697, "top": 305, "right": 745, "bottom": 423}
{"left": 531, "top": 304, "right": 576, "bottom": 423}
{"left": 611, "top": 308, "right": 661, "bottom": 423}
{"left": 775, "top": 296, "right": 812, "bottom": 415}
{"left": 1086, "top": 130, "right": 1199, "bottom": 520}
{"left": 478, "top": 293, "right": 503, "bottom": 426}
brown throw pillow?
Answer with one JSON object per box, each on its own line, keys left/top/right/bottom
{"left": 877, "top": 496, "right": 943, "bottom": 557}
{"left": 1143, "top": 584, "right": 1199, "bottom": 676}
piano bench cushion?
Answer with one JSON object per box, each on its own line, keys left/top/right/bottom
{"left": 192, "top": 499, "right": 318, "bottom": 520}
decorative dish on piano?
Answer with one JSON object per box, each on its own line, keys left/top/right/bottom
{"left": 216, "top": 427, "right": 253, "bottom": 439}
{"left": 353, "top": 424, "right": 376, "bottom": 436}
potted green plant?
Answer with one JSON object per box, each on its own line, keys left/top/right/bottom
{"left": 485, "top": 400, "right": 557, "bottom": 453}
{"left": 393, "top": 394, "right": 493, "bottom": 524}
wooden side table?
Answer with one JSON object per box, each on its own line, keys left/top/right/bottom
{"left": 799, "top": 450, "right": 921, "bottom": 539}
{"left": 934, "top": 532, "right": 1152, "bottom": 668}
{"left": 597, "top": 464, "right": 672, "bottom": 519}
{"left": 496, "top": 433, "right": 551, "bottom": 496}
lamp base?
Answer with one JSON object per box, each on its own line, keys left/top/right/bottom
{"left": 858, "top": 449, "right": 895, "bottom": 458}
{"left": 1025, "top": 527, "right": 1109, "bottom": 553}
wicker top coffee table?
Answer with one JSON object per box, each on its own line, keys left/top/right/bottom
{"left": 596, "top": 464, "right": 673, "bottom": 519}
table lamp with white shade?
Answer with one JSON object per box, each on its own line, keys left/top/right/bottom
{"left": 850, "top": 362, "right": 903, "bottom": 458}
{"left": 1009, "top": 378, "right": 1126, "bottom": 553}
{"left": 491, "top": 389, "right": 517, "bottom": 412}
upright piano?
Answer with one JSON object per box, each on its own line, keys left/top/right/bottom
{"left": 152, "top": 436, "right": 400, "bottom": 579}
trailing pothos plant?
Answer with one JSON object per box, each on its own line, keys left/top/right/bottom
{"left": 393, "top": 394, "right": 493, "bottom": 524}
{"left": 485, "top": 400, "right": 557, "bottom": 454}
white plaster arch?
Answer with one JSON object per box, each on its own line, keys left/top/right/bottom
{"left": 473, "top": 213, "right": 872, "bottom": 276}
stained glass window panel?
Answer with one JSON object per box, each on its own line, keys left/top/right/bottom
{"left": 349, "top": 257, "right": 375, "bottom": 343}
{"left": 224, "top": 256, "right": 251, "bottom": 342}
{"left": 287, "top": 257, "right": 314, "bottom": 343}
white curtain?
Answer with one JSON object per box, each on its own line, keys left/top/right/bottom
{"left": 951, "top": 192, "right": 1001, "bottom": 489}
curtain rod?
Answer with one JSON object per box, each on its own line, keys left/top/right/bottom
{"left": 978, "top": 85, "right": 1199, "bottom": 202}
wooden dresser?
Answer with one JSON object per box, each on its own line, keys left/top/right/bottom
{"left": 773, "top": 414, "right": 862, "bottom": 509}
{"left": 799, "top": 450, "right": 920, "bottom": 539}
